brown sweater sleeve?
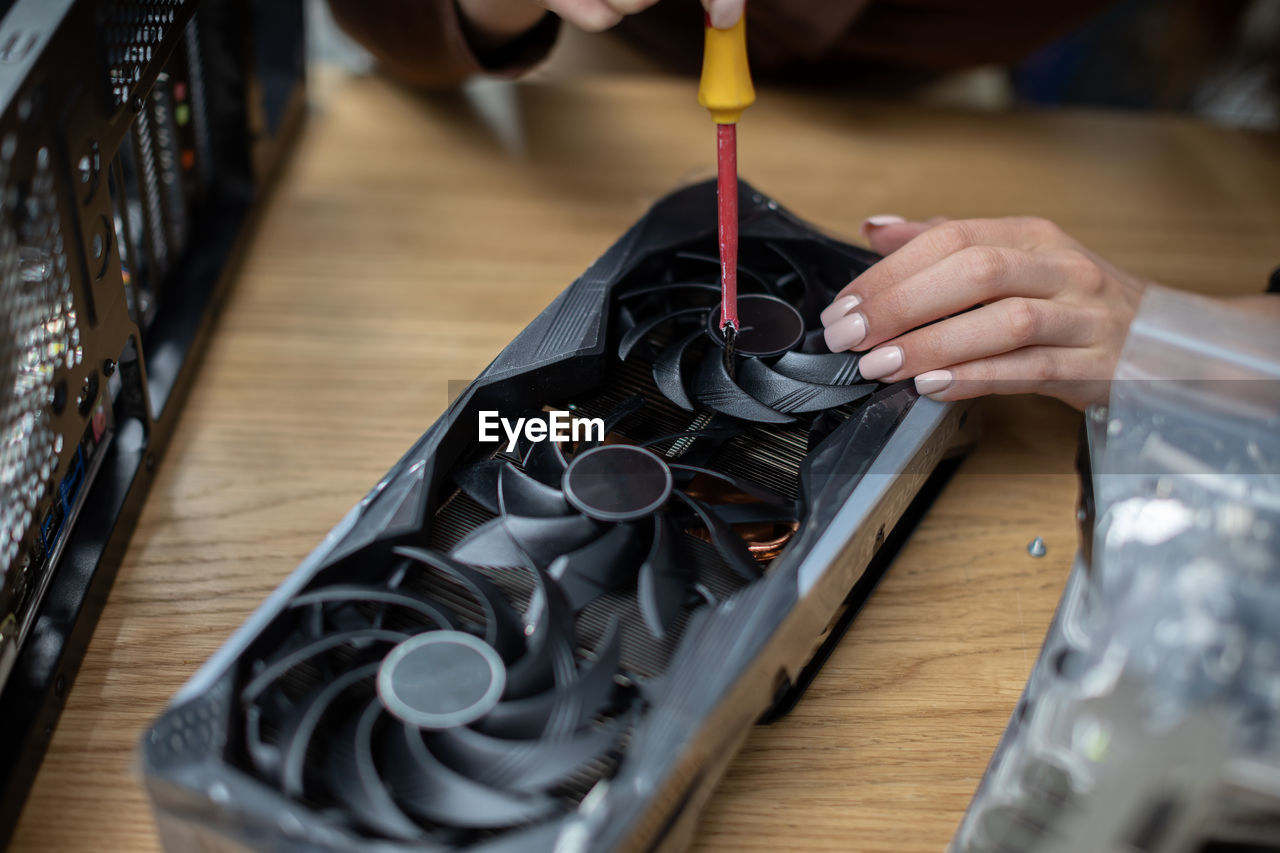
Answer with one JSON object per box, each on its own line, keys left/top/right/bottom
{"left": 328, "top": 0, "right": 561, "bottom": 89}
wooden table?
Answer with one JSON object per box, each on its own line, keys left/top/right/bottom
{"left": 12, "top": 73, "right": 1280, "bottom": 852}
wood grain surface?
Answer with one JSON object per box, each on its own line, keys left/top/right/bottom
{"left": 11, "top": 72, "right": 1280, "bottom": 852}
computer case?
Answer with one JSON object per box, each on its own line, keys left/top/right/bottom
{"left": 0, "top": 0, "right": 305, "bottom": 843}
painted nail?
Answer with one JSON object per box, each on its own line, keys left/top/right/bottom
{"left": 857, "top": 346, "right": 903, "bottom": 380}
{"left": 709, "top": 0, "right": 746, "bottom": 29}
{"left": 860, "top": 214, "right": 906, "bottom": 237}
{"left": 823, "top": 312, "right": 867, "bottom": 352}
{"left": 820, "top": 294, "right": 861, "bottom": 327}
{"left": 914, "top": 370, "right": 953, "bottom": 397}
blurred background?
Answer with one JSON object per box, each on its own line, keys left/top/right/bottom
{"left": 305, "top": 0, "right": 1279, "bottom": 130}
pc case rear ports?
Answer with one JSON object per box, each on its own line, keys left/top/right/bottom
{"left": 0, "top": 388, "right": 116, "bottom": 689}
{"left": 110, "top": 145, "right": 151, "bottom": 328}
{"left": 108, "top": 24, "right": 207, "bottom": 331}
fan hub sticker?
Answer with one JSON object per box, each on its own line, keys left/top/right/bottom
{"left": 707, "top": 293, "right": 805, "bottom": 357}
{"left": 377, "top": 631, "right": 507, "bottom": 729}
{"left": 562, "top": 445, "right": 674, "bottom": 523}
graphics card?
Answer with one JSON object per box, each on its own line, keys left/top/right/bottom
{"left": 142, "top": 179, "right": 973, "bottom": 851}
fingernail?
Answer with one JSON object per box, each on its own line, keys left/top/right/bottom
{"left": 857, "top": 346, "right": 902, "bottom": 380}
{"left": 820, "top": 294, "right": 861, "bottom": 327}
{"left": 709, "top": 0, "right": 744, "bottom": 28}
{"left": 823, "top": 312, "right": 867, "bottom": 352}
{"left": 860, "top": 214, "right": 906, "bottom": 237}
{"left": 914, "top": 370, "right": 953, "bottom": 397}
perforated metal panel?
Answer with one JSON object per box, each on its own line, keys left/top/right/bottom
{"left": 0, "top": 143, "right": 78, "bottom": 574}
{"left": 103, "top": 0, "right": 187, "bottom": 108}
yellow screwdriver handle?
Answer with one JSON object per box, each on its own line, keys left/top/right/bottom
{"left": 698, "top": 15, "right": 755, "bottom": 125}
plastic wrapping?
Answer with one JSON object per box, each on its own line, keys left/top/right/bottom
{"left": 952, "top": 284, "right": 1280, "bottom": 852}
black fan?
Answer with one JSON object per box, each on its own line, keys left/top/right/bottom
{"left": 617, "top": 243, "right": 875, "bottom": 424}
{"left": 238, "top": 546, "right": 626, "bottom": 841}
{"left": 449, "top": 403, "right": 795, "bottom": 639}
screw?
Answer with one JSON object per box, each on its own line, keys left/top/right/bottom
{"left": 1027, "top": 536, "right": 1047, "bottom": 558}
{"left": 102, "top": 358, "right": 116, "bottom": 377}
{"left": 145, "top": 453, "right": 156, "bottom": 472}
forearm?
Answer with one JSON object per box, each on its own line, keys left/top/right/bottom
{"left": 456, "top": 0, "right": 548, "bottom": 54}
{"left": 328, "top": 0, "right": 558, "bottom": 89}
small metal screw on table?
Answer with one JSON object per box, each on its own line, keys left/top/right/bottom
{"left": 1027, "top": 536, "right": 1047, "bottom": 558}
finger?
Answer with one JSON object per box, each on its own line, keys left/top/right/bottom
{"left": 861, "top": 215, "right": 935, "bottom": 255}
{"left": 912, "top": 347, "right": 1111, "bottom": 409}
{"left": 843, "top": 246, "right": 1087, "bottom": 350}
{"left": 853, "top": 297, "right": 1096, "bottom": 382}
{"left": 832, "top": 216, "right": 1070, "bottom": 304}
{"left": 603, "top": 0, "right": 659, "bottom": 14}
{"left": 546, "top": 0, "right": 624, "bottom": 30}
{"left": 703, "top": 0, "right": 745, "bottom": 28}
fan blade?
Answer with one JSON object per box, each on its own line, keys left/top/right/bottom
{"left": 651, "top": 329, "right": 704, "bottom": 411}
{"left": 638, "top": 514, "right": 689, "bottom": 638}
{"left": 672, "top": 491, "right": 762, "bottom": 581}
{"left": 500, "top": 514, "right": 604, "bottom": 568}
{"left": 617, "top": 306, "right": 707, "bottom": 361}
{"left": 498, "top": 463, "right": 570, "bottom": 518}
{"left": 289, "top": 586, "right": 454, "bottom": 632}
{"left": 504, "top": 567, "right": 577, "bottom": 701}
{"left": 765, "top": 241, "right": 826, "bottom": 324}
{"left": 281, "top": 663, "right": 380, "bottom": 797}
{"left": 395, "top": 547, "right": 526, "bottom": 662}
{"left": 547, "top": 522, "right": 642, "bottom": 610}
{"left": 452, "top": 460, "right": 503, "bottom": 513}
{"left": 738, "top": 357, "right": 875, "bottom": 414}
{"left": 427, "top": 714, "right": 625, "bottom": 792}
{"left": 675, "top": 251, "right": 776, "bottom": 294}
{"left": 240, "top": 629, "right": 405, "bottom": 704}
{"left": 668, "top": 463, "right": 790, "bottom": 506}
{"left": 451, "top": 513, "right": 605, "bottom": 570}
{"left": 449, "top": 517, "right": 530, "bottom": 568}
{"left": 771, "top": 350, "right": 864, "bottom": 386}
{"left": 522, "top": 437, "right": 569, "bottom": 486}
{"left": 800, "top": 327, "right": 829, "bottom": 354}
{"left": 326, "top": 700, "right": 424, "bottom": 841}
{"left": 468, "top": 822, "right": 570, "bottom": 853}
{"left": 692, "top": 354, "right": 793, "bottom": 424}
{"left": 706, "top": 503, "right": 798, "bottom": 526}
{"left": 619, "top": 281, "right": 720, "bottom": 300}
{"left": 478, "top": 621, "right": 621, "bottom": 739}
{"left": 382, "top": 723, "right": 558, "bottom": 829}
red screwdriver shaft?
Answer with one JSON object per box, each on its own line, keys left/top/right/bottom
{"left": 717, "top": 122, "right": 739, "bottom": 334}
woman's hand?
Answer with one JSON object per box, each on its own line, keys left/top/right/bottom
{"left": 821, "top": 216, "right": 1153, "bottom": 410}
{"left": 458, "top": 0, "right": 743, "bottom": 38}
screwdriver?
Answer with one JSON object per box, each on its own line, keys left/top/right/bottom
{"left": 698, "top": 10, "right": 755, "bottom": 369}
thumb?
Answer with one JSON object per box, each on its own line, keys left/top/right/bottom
{"left": 703, "top": 0, "right": 745, "bottom": 29}
{"left": 861, "top": 215, "right": 944, "bottom": 255}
